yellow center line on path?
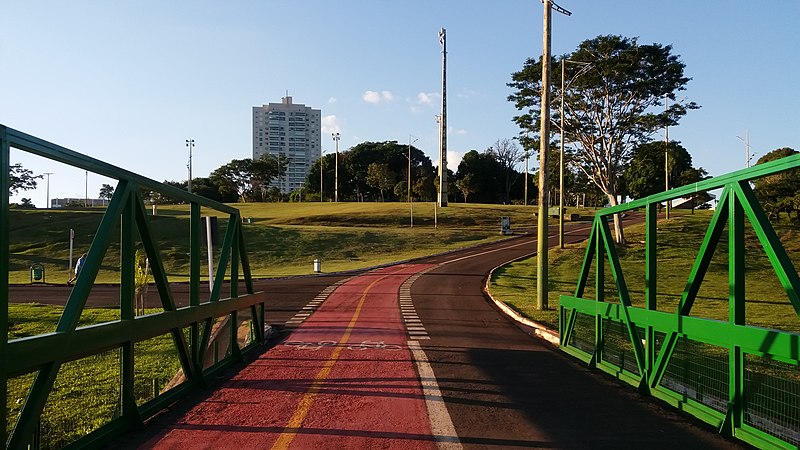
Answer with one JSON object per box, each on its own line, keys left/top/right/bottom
{"left": 270, "top": 275, "right": 389, "bottom": 450}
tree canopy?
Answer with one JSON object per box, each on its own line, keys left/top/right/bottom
{"left": 754, "top": 147, "right": 800, "bottom": 221}
{"left": 624, "top": 141, "right": 707, "bottom": 199}
{"left": 9, "top": 163, "right": 41, "bottom": 195}
{"left": 508, "top": 34, "right": 698, "bottom": 242}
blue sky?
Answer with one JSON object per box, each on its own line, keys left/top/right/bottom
{"left": 3, "top": 1, "right": 799, "bottom": 207}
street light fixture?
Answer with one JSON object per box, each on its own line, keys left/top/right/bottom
{"left": 186, "top": 139, "right": 195, "bottom": 194}
{"left": 331, "top": 133, "right": 340, "bottom": 202}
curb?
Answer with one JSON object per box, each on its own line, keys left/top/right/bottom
{"left": 483, "top": 257, "right": 561, "bottom": 347}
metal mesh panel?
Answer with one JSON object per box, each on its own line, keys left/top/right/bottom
{"left": 567, "top": 311, "right": 595, "bottom": 355}
{"left": 660, "top": 337, "right": 729, "bottom": 413}
{"left": 601, "top": 319, "right": 640, "bottom": 376}
{"left": 134, "top": 332, "right": 185, "bottom": 407}
{"left": 744, "top": 354, "right": 800, "bottom": 447}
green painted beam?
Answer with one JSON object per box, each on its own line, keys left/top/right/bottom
{"left": 1, "top": 126, "right": 11, "bottom": 447}
{"left": 5, "top": 292, "right": 267, "bottom": 377}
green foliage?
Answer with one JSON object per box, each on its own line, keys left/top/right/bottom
{"left": 754, "top": 147, "right": 800, "bottom": 220}
{"left": 337, "top": 141, "right": 434, "bottom": 202}
{"left": 210, "top": 154, "right": 288, "bottom": 202}
{"left": 98, "top": 183, "right": 115, "bottom": 201}
{"left": 454, "top": 173, "right": 477, "bottom": 203}
{"left": 624, "top": 141, "right": 708, "bottom": 199}
{"left": 508, "top": 34, "right": 699, "bottom": 222}
{"left": 366, "top": 162, "right": 395, "bottom": 201}
{"left": 9, "top": 163, "right": 42, "bottom": 195}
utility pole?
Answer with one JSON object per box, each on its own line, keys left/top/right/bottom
{"left": 186, "top": 139, "right": 195, "bottom": 194}
{"left": 438, "top": 27, "right": 448, "bottom": 207}
{"left": 537, "top": 0, "right": 571, "bottom": 311}
{"left": 43, "top": 172, "right": 53, "bottom": 209}
{"left": 332, "top": 133, "right": 340, "bottom": 202}
{"left": 319, "top": 152, "right": 324, "bottom": 202}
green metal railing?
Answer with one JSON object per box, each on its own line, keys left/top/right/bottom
{"left": 2, "top": 126, "right": 268, "bottom": 449}
{"left": 560, "top": 155, "right": 800, "bottom": 449}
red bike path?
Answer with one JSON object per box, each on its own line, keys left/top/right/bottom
{"left": 138, "top": 264, "right": 439, "bottom": 450}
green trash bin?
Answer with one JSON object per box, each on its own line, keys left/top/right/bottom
{"left": 30, "top": 263, "right": 45, "bottom": 284}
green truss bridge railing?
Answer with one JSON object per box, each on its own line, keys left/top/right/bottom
{"left": 560, "top": 155, "right": 800, "bottom": 449}
{"left": 2, "top": 125, "right": 268, "bottom": 449}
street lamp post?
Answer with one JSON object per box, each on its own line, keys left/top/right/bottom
{"left": 737, "top": 130, "right": 752, "bottom": 168}
{"left": 319, "top": 151, "right": 324, "bottom": 202}
{"left": 407, "top": 135, "right": 418, "bottom": 227}
{"left": 186, "top": 139, "right": 195, "bottom": 194}
{"left": 331, "top": 133, "right": 340, "bottom": 202}
{"left": 524, "top": 132, "right": 529, "bottom": 206}
{"left": 665, "top": 97, "right": 670, "bottom": 220}
{"left": 43, "top": 172, "right": 53, "bottom": 209}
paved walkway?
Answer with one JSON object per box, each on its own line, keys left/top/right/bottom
{"left": 139, "top": 264, "right": 443, "bottom": 449}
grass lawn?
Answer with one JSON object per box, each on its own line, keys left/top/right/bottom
{"left": 9, "top": 202, "right": 597, "bottom": 283}
{"left": 488, "top": 210, "right": 800, "bottom": 334}
{"left": 7, "top": 304, "right": 183, "bottom": 448}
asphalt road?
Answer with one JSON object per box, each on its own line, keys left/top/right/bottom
{"left": 18, "top": 220, "right": 745, "bottom": 449}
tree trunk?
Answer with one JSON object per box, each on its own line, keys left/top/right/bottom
{"left": 606, "top": 193, "right": 626, "bottom": 244}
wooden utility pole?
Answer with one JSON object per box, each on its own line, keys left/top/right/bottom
{"left": 537, "top": 0, "right": 571, "bottom": 311}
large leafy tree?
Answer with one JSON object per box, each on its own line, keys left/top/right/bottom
{"left": 624, "top": 141, "right": 706, "bottom": 199}
{"left": 210, "top": 154, "right": 286, "bottom": 202}
{"left": 509, "top": 35, "right": 698, "bottom": 242}
{"left": 488, "top": 138, "right": 523, "bottom": 204}
{"left": 753, "top": 147, "right": 800, "bottom": 221}
{"left": 342, "top": 141, "right": 432, "bottom": 202}
{"left": 9, "top": 163, "right": 42, "bottom": 195}
{"left": 366, "top": 162, "right": 395, "bottom": 202}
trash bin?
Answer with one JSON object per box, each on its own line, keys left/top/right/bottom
{"left": 500, "top": 216, "right": 512, "bottom": 235}
{"left": 30, "top": 263, "right": 45, "bottom": 283}
{"left": 313, "top": 258, "right": 321, "bottom": 273}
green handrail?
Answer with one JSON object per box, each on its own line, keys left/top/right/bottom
{"left": 2, "top": 125, "right": 268, "bottom": 449}
{"left": 560, "top": 155, "right": 800, "bottom": 449}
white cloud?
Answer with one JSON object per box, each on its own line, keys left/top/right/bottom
{"left": 363, "top": 90, "right": 394, "bottom": 104}
{"left": 321, "top": 115, "right": 341, "bottom": 135}
{"left": 363, "top": 91, "right": 381, "bottom": 103}
{"left": 456, "top": 129, "right": 467, "bottom": 135}
{"left": 416, "top": 92, "right": 439, "bottom": 105}
{"left": 434, "top": 150, "right": 465, "bottom": 173}
{"left": 328, "top": 97, "right": 337, "bottom": 103}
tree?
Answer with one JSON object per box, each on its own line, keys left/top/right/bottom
{"left": 211, "top": 159, "right": 253, "bottom": 202}
{"left": 488, "top": 138, "right": 523, "bottom": 203}
{"left": 251, "top": 154, "right": 288, "bottom": 201}
{"left": 509, "top": 35, "right": 698, "bottom": 242}
{"left": 753, "top": 148, "right": 800, "bottom": 220}
{"left": 18, "top": 198, "right": 36, "bottom": 209}
{"left": 366, "top": 163, "right": 395, "bottom": 201}
{"left": 624, "top": 141, "right": 697, "bottom": 199}
{"left": 99, "top": 184, "right": 115, "bottom": 201}
{"left": 9, "top": 163, "right": 41, "bottom": 195}
{"left": 454, "top": 173, "right": 477, "bottom": 203}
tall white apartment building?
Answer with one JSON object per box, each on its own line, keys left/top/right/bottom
{"left": 252, "top": 96, "right": 321, "bottom": 194}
